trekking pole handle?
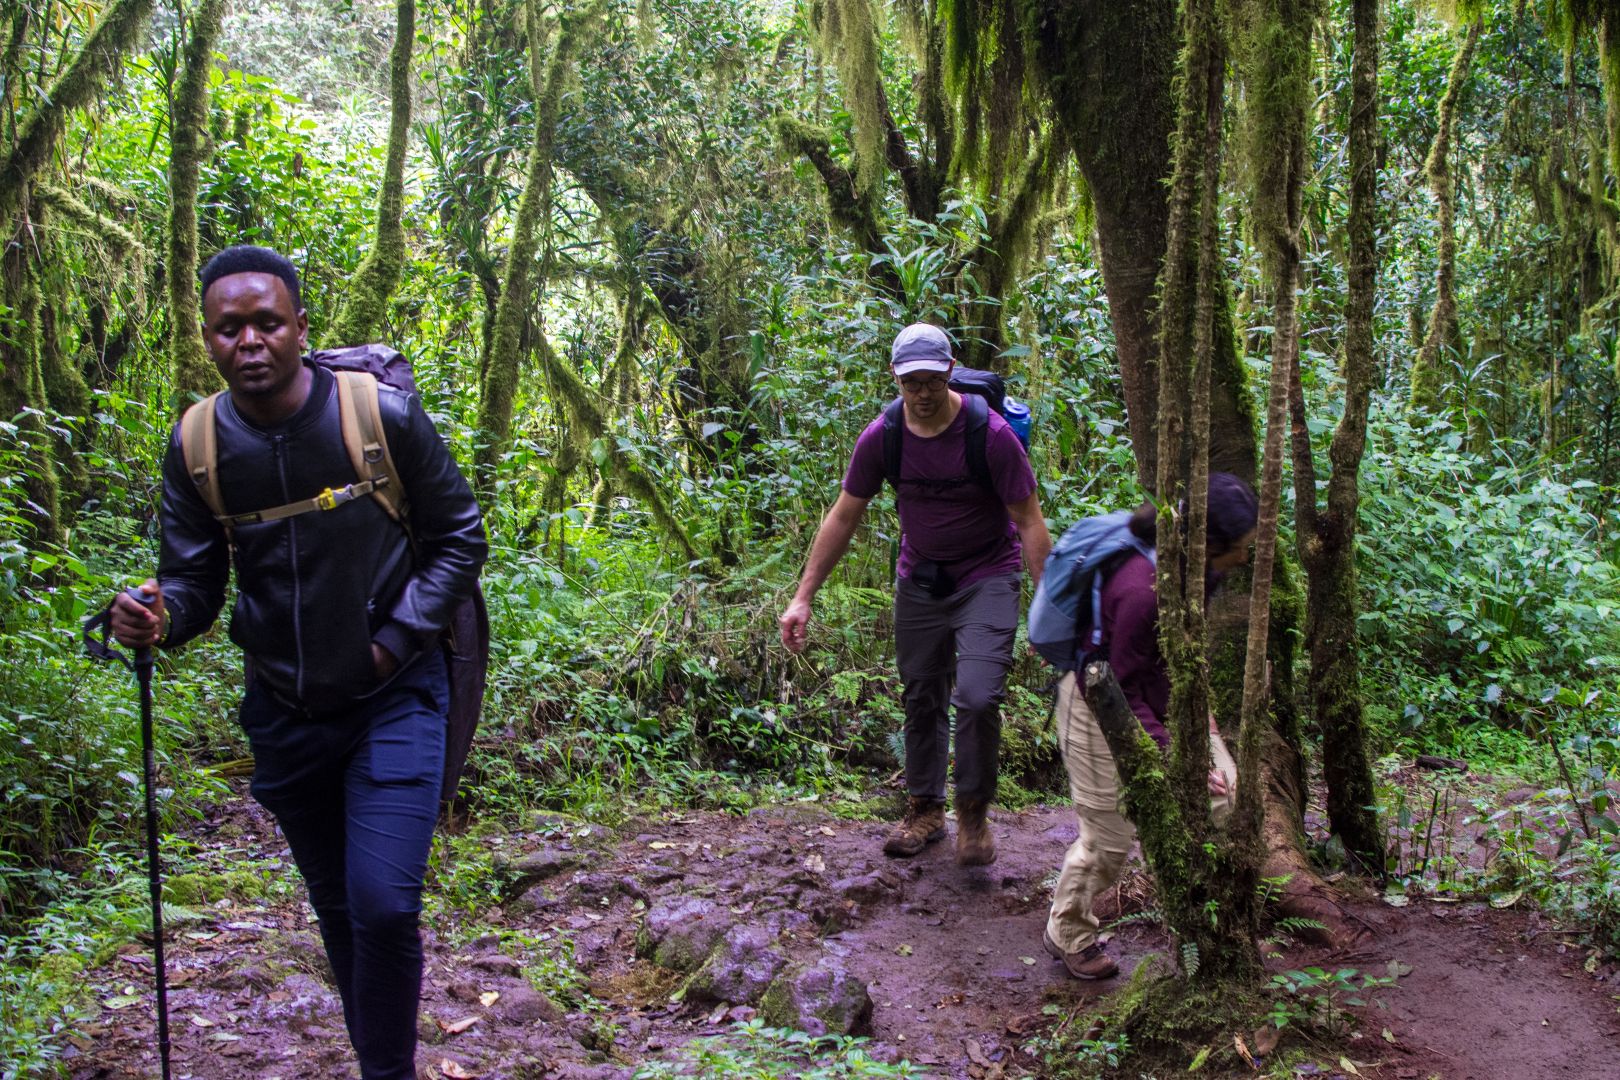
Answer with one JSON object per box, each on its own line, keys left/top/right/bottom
{"left": 124, "top": 585, "right": 157, "bottom": 666}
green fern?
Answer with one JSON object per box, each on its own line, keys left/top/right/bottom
{"left": 1180, "top": 941, "right": 1201, "bottom": 977}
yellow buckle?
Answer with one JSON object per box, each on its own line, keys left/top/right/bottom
{"left": 317, "top": 486, "right": 341, "bottom": 511}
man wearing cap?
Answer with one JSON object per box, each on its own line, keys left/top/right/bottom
{"left": 779, "top": 324, "right": 1050, "bottom": 865}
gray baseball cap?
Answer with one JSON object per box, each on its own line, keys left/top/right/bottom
{"left": 890, "top": 323, "right": 954, "bottom": 376}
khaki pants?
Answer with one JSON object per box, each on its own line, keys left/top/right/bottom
{"left": 1044, "top": 672, "right": 1236, "bottom": 953}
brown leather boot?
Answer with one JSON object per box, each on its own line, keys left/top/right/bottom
{"left": 955, "top": 796, "right": 996, "bottom": 866}
{"left": 883, "top": 796, "right": 947, "bottom": 857}
{"left": 1043, "top": 927, "right": 1119, "bottom": 979}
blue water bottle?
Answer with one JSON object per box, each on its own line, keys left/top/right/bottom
{"left": 1003, "top": 397, "right": 1032, "bottom": 448}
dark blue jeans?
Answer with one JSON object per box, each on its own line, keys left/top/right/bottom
{"left": 241, "top": 651, "right": 447, "bottom": 1080}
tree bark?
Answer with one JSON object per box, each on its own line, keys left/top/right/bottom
{"left": 168, "top": 0, "right": 227, "bottom": 406}
{"left": 1290, "top": 0, "right": 1382, "bottom": 870}
{"left": 325, "top": 0, "right": 416, "bottom": 347}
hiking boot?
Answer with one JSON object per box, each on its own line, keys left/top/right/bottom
{"left": 883, "top": 797, "right": 947, "bottom": 857}
{"left": 955, "top": 796, "right": 996, "bottom": 866}
{"left": 1043, "top": 927, "right": 1119, "bottom": 980}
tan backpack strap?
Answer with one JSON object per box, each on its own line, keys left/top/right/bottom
{"left": 335, "top": 371, "right": 406, "bottom": 525}
{"left": 178, "top": 392, "right": 228, "bottom": 521}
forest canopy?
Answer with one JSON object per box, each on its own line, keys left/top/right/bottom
{"left": 1, "top": 0, "right": 1618, "bottom": 1074}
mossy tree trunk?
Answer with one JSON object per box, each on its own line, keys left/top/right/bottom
{"left": 325, "top": 0, "right": 416, "bottom": 347}
{"left": 1289, "top": 0, "right": 1382, "bottom": 870}
{"left": 1018, "top": 0, "right": 1255, "bottom": 490}
{"left": 474, "top": 0, "right": 599, "bottom": 484}
{"left": 1408, "top": 17, "right": 1481, "bottom": 414}
{"left": 1231, "top": 0, "right": 1317, "bottom": 882}
{"left": 167, "top": 0, "right": 227, "bottom": 407}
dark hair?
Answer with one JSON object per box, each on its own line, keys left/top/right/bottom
{"left": 1127, "top": 472, "right": 1259, "bottom": 556}
{"left": 199, "top": 245, "right": 303, "bottom": 311}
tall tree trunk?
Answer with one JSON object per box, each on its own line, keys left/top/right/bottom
{"left": 325, "top": 0, "right": 417, "bottom": 347}
{"left": 1291, "top": 0, "right": 1382, "bottom": 869}
{"left": 1232, "top": 0, "right": 1316, "bottom": 868}
{"left": 168, "top": 0, "right": 227, "bottom": 406}
{"left": 1021, "top": 0, "right": 1256, "bottom": 490}
{"left": 0, "top": 245, "right": 63, "bottom": 546}
{"left": 474, "top": 0, "right": 598, "bottom": 483}
{"left": 1408, "top": 17, "right": 1480, "bottom": 413}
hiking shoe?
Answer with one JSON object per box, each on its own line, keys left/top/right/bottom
{"left": 883, "top": 796, "right": 947, "bottom": 857}
{"left": 1043, "top": 928, "right": 1119, "bottom": 980}
{"left": 955, "top": 796, "right": 996, "bottom": 866}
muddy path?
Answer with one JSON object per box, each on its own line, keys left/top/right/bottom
{"left": 62, "top": 787, "right": 1620, "bottom": 1079}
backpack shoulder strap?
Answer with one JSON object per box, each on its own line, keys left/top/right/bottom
{"left": 334, "top": 370, "right": 407, "bottom": 527}
{"left": 963, "top": 392, "right": 991, "bottom": 491}
{"left": 179, "top": 391, "right": 228, "bottom": 521}
{"left": 881, "top": 398, "right": 905, "bottom": 489}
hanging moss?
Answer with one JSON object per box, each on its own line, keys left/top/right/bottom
{"left": 166, "top": 0, "right": 226, "bottom": 408}
{"left": 325, "top": 0, "right": 417, "bottom": 348}
{"left": 819, "top": 0, "right": 887, "bottom": 195}
{"left": 0, "top": 0, "right": 155, "bottom": 228}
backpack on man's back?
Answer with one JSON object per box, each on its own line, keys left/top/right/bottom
{"left": 177, "top": 344, "right": 488, "bottom": 806}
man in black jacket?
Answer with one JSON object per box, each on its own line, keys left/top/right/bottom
{"left": 109, "top": 246, "right": 487, "bottom": 1080}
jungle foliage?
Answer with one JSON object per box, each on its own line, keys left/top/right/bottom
{"left": 1, "top": 0, "right": 1619, "bottom": 1073}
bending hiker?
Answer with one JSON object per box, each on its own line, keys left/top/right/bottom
{"left": 1042, "top": 473, "right": 1256, "bottom": 979}
{"left": 107, "top": 246, "right": 487, "bottom": 1079}
{"left": 779, "top": 323, "right": 1051, "bottom": 866}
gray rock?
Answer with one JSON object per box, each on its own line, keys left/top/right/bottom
{"left": 760, "top": 958, "right": 873, "bottom": 1037}
{"left": 567, "top": 871, "right": 620, "bottom": 905}
{"left": 685, "top": 925, "right": 788, "bottom": 1005}
{"left": 467, "top": 953, "right": 524, "bottom": 978}
{"left": 640, "top": 896, "right": 728, "bottom": 973}
{"left": 507, "top": 846, "right": 583, "bottom": 888}
{"left": 507, "top": 884, "right": 563, "bottom": 917}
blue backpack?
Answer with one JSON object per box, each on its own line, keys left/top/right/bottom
{"left": 1027, "top": 510, "right": 1156, "bottom": 670}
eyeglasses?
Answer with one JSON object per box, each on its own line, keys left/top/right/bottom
{"left": 898, "top": 376, "right": 948, "bottom": 394}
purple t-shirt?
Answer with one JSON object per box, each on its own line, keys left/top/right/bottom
{"left": 843, "top": 400, "right": 1037, "bottom": 589}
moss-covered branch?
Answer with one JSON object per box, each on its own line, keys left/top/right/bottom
{"left": 167, "top": 0, "right": 226, "bottom": 407}
{"left": 325, "top": 0, "right": 416, "bottom": 347}
{"left": 534, "top": 335, "right": 698, "bottom": 563}
{"left": 0, "top": 0, "right": 154, "bottom": 228}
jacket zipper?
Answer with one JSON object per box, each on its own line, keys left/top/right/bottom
{"left": 274, "top": 435, "right": 305, "bottom": 701}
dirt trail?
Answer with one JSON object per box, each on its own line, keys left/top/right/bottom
{"left": 63, "top": 792, "right": 1620, "bottom": 1079}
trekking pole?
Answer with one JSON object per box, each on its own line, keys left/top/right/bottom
{"left": 84, "top": 587, "right": 172, "bottom": 1080}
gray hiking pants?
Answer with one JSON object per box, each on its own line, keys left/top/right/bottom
{"left": 893, "top": 571, "right": 1021, "bottom": 804}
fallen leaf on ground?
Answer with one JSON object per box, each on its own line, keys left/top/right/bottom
{"left": 936, "top": 992, "right": 964, "bottom": 1008}
{"left": 439, "top": 1059, "right": 478, "bottom": 1079}
{"left": 1387, "top": 960, "right": 1414, "bottom": 978}
{"left": 188, "top": 1014, "right": 215, "bottom": 1028}
{"left": 819, "top": 826, "right": 836, "bottom": 836}
{"left": 478, "top": 991, "right": 500, "bottom": 1007}
{"left": 436, "top": 1015, "right": 479, "bottom": 1036}
{"left": 648, "top": 841, "right": 673, "bottom": 850}
{"left": 1382, "top": 1028, "right": 1397, "bottom": 1044}
{"left": 896, "top": 943, "right": 913, "bottom": 956}
{"left": 1233, "top": 1033, "right": 1255, "bottom": 1069}
{"left": 1339, "top": 1056, "right": 1363, "bottom": 1076}
{"left": 1251, "top": 1025, "right": 1279, "bottom": 1055}
{"left": 804, "top": 853, "right": 825, "bottom": 873}
{"left": 1019, "top": 956, "right": 1036, "bottom": 966}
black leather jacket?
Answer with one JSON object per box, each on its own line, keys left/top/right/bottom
{"left": 157, "top": 362, "right": 487, "bottom": 712}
